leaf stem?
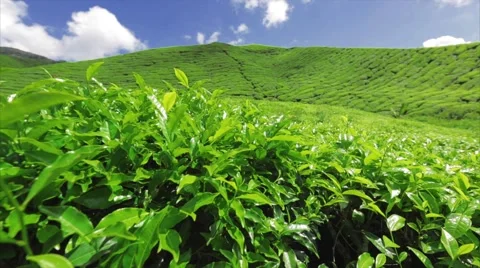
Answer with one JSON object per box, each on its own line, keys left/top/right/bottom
{"left": 389, "top": 230, "right": 403, "bottom": 268}
{"left": 0, "top": 179, "right": 34, "bottom": 256}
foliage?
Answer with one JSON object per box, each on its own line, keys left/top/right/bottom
{"left": 0, "top": 65, "right": 479, "bottom": 267}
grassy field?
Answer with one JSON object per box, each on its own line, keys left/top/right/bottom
{"left": 0, "top": 42, "right": 479, "bottom": 130}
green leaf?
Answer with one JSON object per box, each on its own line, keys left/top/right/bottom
{"left": 398, "top": 252, "right": 408, "bottom": 263}
{"left": 237, "top": 193, "right": 274, "bottom": 205}
{"left": 74, "top": 186, "right": 114, "bottom": 209}
{"left": 357, "top": 252, "right": 374, "bottom": 268}
{"left": 0, "top": 229, "right": 23, "bottom": 245}
{"left": 163, "top": 91, "right": 177, "bottom": 112}
{"left": 268, "top": 135, "right": 305, "bottom": 143}
{"left": 210, "top": 118, "right": 234, "bottom": 144}
{"left": 96, "top": 208, "right": 148, "bottom": 230}
{"left": 230, "top": 199, "right": 246, "bottom": 228}
{"left": 86, "top": 62, "right": 104, "bottom": 81}
{"left": 181, "top": 193, "right": 218, "bottom": 220}
{"left": 407, "top": 247, "right": 434, "bottom": 268}
{"left": 27, "top": 254, "right": 74, "bottom": 268}
{"left": 0, "top": 91, "right": 86, "bottom": 126}
{"left": 227, "top": 226, "right": 245, "bottom": 253}
{"left": 177, "top": 175, "right": 197, "bottom": 194}
{"left": 364, "top": 232, "right": 395, "bottom": 259}
{"left": 158, "top": 229, "right": 182, "bottom": 262}
{"left": 135, "top": 207, "right": 185, "bottom": 268}
{"left": 282, "top": 249, "right": 298, "bottom": 268}
{"left": 382, "top": 235, "right": 400, "bottom": 248}
{"left": 457, "top": 244, "right": 475, "bottom": 255}
{"left": 39, "top": 206, "right": 94, "bottom": 242}
{"left": 17, "top": 137, "right": 63, "bottom": 155}
{"left": 352, "top": 209, "right": 365, "bottom": 224}
{"left": 445, "top": 213, "right": 472, "bottom": 238}
{"left": 23, "top": 145, "right": 106, "bottom": 206}
{"left": 91, "top": 222, "right": 137, "bottom": 240}
{"left": 375, "top": 254, "right": 386, "bottom": 268}
{"left": 67, "top": 243, "right": 96, "bottom": 266}
{"left": 441, "top": 228, "right": 459, "bottom": 260}
{"left": 6, "top": 210, "right": 40, "bottom": 237}
{"left": 174, "top": 68, "right": 189, "bottom": 88}
{"left": 343, "top": 190, "right": 373, "bottom": 202}
{"left": 386, "top": 214, "right": 405, "bottom": 232}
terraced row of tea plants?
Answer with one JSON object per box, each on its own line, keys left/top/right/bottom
{"left": 1, "top": 65, "right": 479, "bottom": 267}
{"left": 0, "top": 42, "right": 478, "bottom": 130}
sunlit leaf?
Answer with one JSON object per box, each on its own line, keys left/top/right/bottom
{"left": 441, "top": 228, "right": 459, "bottom": 260}
{"left": 407, "top": 247, "right": 433, "bottom": 268}
{"left": 86, "top": 62, "right": 104, "bottom": 81}
{"left": 0, "top": 91, "right": 85, "bottom": 126}
{"left": 386, "top": 214, "right": 405, "bottom": 232}
{"left": 39, "top": 206, "right": 94, "bottom": 242}
{"left": 357, "top": 252, "right": 374, "bottom": 268}
{"left": 27, "top": 254, "right": 74, "bottom": 268}
{"left": 174, "top": 68, "right": 189, "bottom": 88}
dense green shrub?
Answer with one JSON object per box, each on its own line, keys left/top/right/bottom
{"left": 0, "top": 65, "right": 479, "bottom": 268}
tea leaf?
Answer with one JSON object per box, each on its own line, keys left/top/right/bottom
{"left": 407, "top": 247, "right": 434, "bottom": 268}
{"left": 163, "top": 91, "right": 177, "bottom": 112}
{"left": 237, "top": 193, "right": 274, "bottom": 205}
{"left": 343, "top": 190, "right": 373, "bottom": 202}
{"left": 86, "top": 62, "right": 104, "bottom": 81}
{"left": 441, "top": 228, "right": 459, "bottom": 260}
{"left": 445, "top": 213, "right": 472, "bottom": 238}
{"left": 0, "top": 91, "right": 85, "bottom": 126}
{"left": 158, "top": 229, "right": 182, "bottom": 262}
{"left": 177, "top": 175, "right": 198, "bottom": 194}
{"left": 27, "top": 254, "right": 74, "bottom": 268}
{"left": 174, "top": 68, "right": 189, "bottom": 88}
{"left": 67, "top": 243, "right": 97, "bottom": 266}
{"left": 375, "top": 254, "right": 386, "bottom": 268}
{"left": 39, "top": 206, "right": 94, "bottom": 242}
{"left": 457, "top": 243, "right": 475, "bottom": 256}
{"left": 96, "top": 208, "right": 148, "bottom": 230}
{"left": 24, "top": 145, "right": 106, "bottom": 206}
{"left": 386, "top": 214, "right": 405, "bottom": 232}
{"left": 357, "top": 252, "right": 374, "bottom": 268}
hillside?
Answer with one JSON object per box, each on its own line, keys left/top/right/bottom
{"left": 0, "top": 42, "right": 478, "bottom": 129}
{"left": 0, "top": 47, "right": 60, "bottom": 68}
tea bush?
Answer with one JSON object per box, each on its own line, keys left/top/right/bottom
{"left": 0, "top": 65, "right": 479, "bottom": 267}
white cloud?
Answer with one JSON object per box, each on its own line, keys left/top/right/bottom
{"left": 229, "top": 38, "right": 245, "bottom": 45}
{"left": 434, "top": 0, "right": 473, "bottom": 7}
{"left": 184, "top": 35, "right": 192, "bottom": 40}
{"left": 232, "top": 0, "right": 292, "bottom": 28}
{"left": 207, "top": 31, "right": 221, "bottom": 43}
{"left": 197, "top": 33, "right": 205, "bottom": 44}
{"left": 233, "top": 0, "right": 260, "bottom": 9}
{"left": 263, "top": 0, "right": 291, "bottom": 28}
{"left": 0, "top": 0, "right": 147, "bottom": 61}
{"left": 301, "top": 0, "right": 312, "bottom": 3}
{"left": 232, "top": 23, "right": 249, "bottom": 35}
{"left": 197, "top": 31, "right": 221, "bottom": 44}
{"left": 422, "top": 35, "right": 471, "bottom": 47}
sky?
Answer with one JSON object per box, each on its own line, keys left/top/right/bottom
{"left": 0, "top": 0, "right": 478, "bottom": 61}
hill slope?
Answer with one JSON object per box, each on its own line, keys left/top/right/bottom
{"left": 0, "top": 42, "right": 479, "bottom": 129}
{"left": 0, "top": 47, "right": 60, "bottom": 68}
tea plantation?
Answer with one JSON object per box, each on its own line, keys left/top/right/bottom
{"left": 0, "top": 45, "right": 479, "bottom": 267}
{"left": 0, "top": 42, "right": 479, "bottom": 130}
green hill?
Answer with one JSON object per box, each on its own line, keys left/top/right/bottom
{"left": 0, "top": 42, "right": 479, "bottom": 129}
{"left": 0, "top": 47, "right": 60, "bottom": 68}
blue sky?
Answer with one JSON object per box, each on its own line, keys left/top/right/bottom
{"left": 0, "top": 0, "right": 478, "bottom": 61}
